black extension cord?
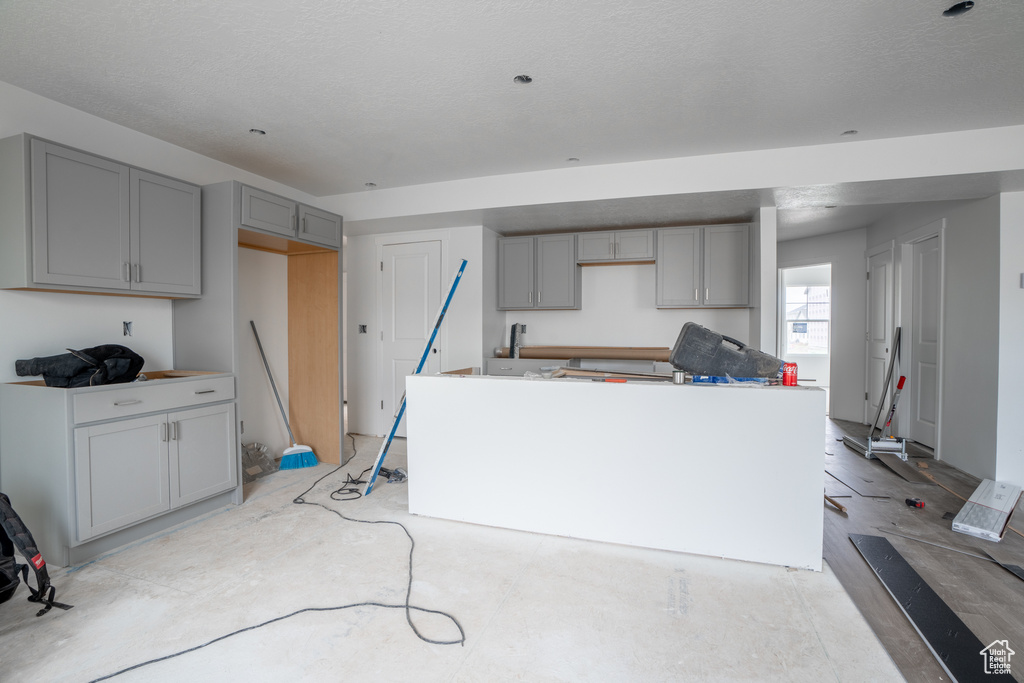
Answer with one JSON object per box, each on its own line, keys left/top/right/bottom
{"left": 90, "top": 434, "right": 465, "bottom": 681}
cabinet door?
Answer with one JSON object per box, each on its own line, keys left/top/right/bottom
{"left": 615, "top": 230, "right": 654, "bottom": 260}
{"left": 703, "top": 225, "right": 749, "bottom": 306}
{"left": 168, "top": 403, "right": 237, "bottom": 508}
{"left": 536, "top": 234, "right": 579, "bottom": 309}
{"left": 131, "top": 169, "right": 201, "bottom": 295}
{"left": 74, "top": 414, "right": 169, "bottom": 540}
{"left": 497, "top": 237, "right": 535, "bottom": 309}
{"left": 31, "top": 140, "right": 131, "bottom": 290}
{"left": 656, "top": 228, "right": 701, "bottom": 307}
{"left": 240, "top": 185, "right": 296, "bottom": 237}
{"left": 576, "top": 232, "right": 615, "bottom": 262}
{"left": 298, "top": 204, "right": 342, "bottom": 248}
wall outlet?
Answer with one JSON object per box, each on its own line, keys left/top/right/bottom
{"left": 358, "top": 324, "right": 368, "bottom": 333}
{"left": 123, "top": 321, "right": 133, "bottom": 336}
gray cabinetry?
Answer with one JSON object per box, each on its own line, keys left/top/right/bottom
{"left": 577, "top": 230, "right": 654, "bottom": 262}
{"left": 497, "top": 234, "right": 580, "bottom": 310}
{"left": 486, "top": 358, "right": 563, "bottom": 376}
{"left": 240, "top": 183, "right": 342, "bottom": 248}
{"left": 0, "top": 134, "right": 201, "bottom": 297}
{"left": 0, "top": 374, "right": 239, "bottom": 565}
{"left": 656, "top": 224, "right": 749, "bottom": 308}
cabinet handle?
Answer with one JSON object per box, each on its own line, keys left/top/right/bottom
{"left": 134, "top": 263, "right": 141, "bottom": 283}
{"left": 171, "top": 421, "right": 178, "bottom": 441}
{"left": 124, "top": 262, "right": 131, "bottom": 282}
{"left": 538, "top": 291, "right": 542, "bottom": 304}
{"left": 529, "top": 292, "right": 532, "bottom": 304}
{"left": 194, "top": 389, "right": 216, "bottom": 395}
{"left": 161, "top": 422, "right": 168, "bottom": 442}
{"left": 706, "top": 288, "right": 710, "bottom": 300}
{"left": 695, "top": 288, "right": 698, "bottom": 301}
{"left": 114, "top": 399, "right": 141, "bottom": 406}
{"left": 302, "top": 217, "right": 306, "bottom": 233}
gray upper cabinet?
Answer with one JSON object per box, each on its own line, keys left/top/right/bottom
{"left": 497, "top": 234, "right": 580, "bottom": 310}
{"left": 656, "top": 227, "right": 701, "bottom": 307}
{"left": 240, "top": 184, "right": 342, "bottom": 248}
{"left": 31, "top": 140, "right": 131, "bottom": 290}
{"left": 703, "top": 224, "right": 749, "bottom": 306}
{"left": 0, "top": 135, "right": 201, "bottom": 297}
{"left": 656, "top": 224, "right": 749, "bottom": 308}
{"left": 240, "top": 185, "right": 294, "bottom": 237}
{"left": 577, "top": 230, "right": 654, "bottom": 262}
{"left": 497, "top": 237, "right": 534, "bottom": 309}
{"left": 131, "top": 169, "right": 201, "bottom": 296}
{"left": 298, "top": 204, "right": 342, "bottom": 248}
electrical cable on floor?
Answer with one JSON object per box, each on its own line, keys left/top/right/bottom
{"left": 90, "top": 434, "right": 465, "bottom": 682}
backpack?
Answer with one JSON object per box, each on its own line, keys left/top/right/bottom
{"left": 0, "top": 492, "right": 73, "bottom": 616}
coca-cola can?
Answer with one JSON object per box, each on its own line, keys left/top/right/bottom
{"left": 783, "top": 362, "right": 798, "bottom": 386}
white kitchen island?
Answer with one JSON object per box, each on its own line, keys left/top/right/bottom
{"left": 406, "top": 374, "right": 825, "bottom": 570}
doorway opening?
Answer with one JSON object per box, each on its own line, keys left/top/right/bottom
{"left": 780, "top": 264, "right": 832, "bottom": 414}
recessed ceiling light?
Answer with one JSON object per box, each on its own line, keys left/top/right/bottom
{"left": 943, "top": 1, "right": 975, "bottom": 17}
{"left": 566, "top": 157, "right": 580, "bottom": 163}
{"left": 513, "top": 74, "right": 533, "bottom": 84}
{"left": 840, "top": 129, "right": 859, "bottom": 137}
{"left": 364, "top": 182, "right": 377, "bottom": 188}
{"left": 248, "top": 128, "right": 266, "bottom": 135}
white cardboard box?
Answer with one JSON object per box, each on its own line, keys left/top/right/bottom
{"left": 952, "top": 479, "right": 1023, "bottom": 542}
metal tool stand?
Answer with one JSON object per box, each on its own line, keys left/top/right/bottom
{"left": 364, "top": 259, "right": 467, "bottom": 496}
{"left": 843, "top": 327, "right": 908, "bottom": 460}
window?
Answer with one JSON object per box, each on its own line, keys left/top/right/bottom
{"left": 784, "top": 285, "right": 830, "bottom": 355}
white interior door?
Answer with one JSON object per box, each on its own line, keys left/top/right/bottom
{"left": 909, "top": 236, "right": 940, "bottom": 447}
{"left": 381, "top": 241, "right": 441, "bottom": 437}
{"left": 866, "top": 247, "right": 894, "bottom": 425}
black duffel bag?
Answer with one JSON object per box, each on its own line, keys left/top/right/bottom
{"left": 15, "top": 344, "right": 144, "bottom": 387}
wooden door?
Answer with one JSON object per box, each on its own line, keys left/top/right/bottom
{"left": 909, "top": 236, "right": 940, "bottom": 447}
{"left": 866, "top": 247, "right": 894, "bottom": 424}
{"left": 381, "top": 241, "right": 441, "bottom": 437}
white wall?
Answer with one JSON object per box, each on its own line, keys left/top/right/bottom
{"left": 345, "top": 226, "right": 490, "bottom": 436}
{"left": 996, "top": 192, "right": 1024, "bottom": 485}
{"left": 0, "top": 291, "right": 172, "bottom": 383}
{"left": 778, "top": 228, "right": 867, "bottom": 422}
{"left": 237, "top": 248, "right": 290, "bottom": 456}
{"left": 749, "top": 207, "right": 778, "bottom": 354}
{"left": 868, "top": 198, "right": 1000, "bottom": 480}
{"left": 502, "top": 264, "right": 751, "bottom": 350}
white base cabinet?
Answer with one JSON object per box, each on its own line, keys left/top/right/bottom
{"left": 0, "top": 374, "right": 240, "bottom": 566}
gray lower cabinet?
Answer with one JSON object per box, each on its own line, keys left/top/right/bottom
{"left": 498, "top": 234, "right": 580, "bottom": 310}
{"left": 0, "top": 374, "right": 240, "bottom": 566}
{"left": 485, "top": 358, "right": 564, "bottom": 376}
{"left": 0, "top": 134, "right": 201, "bottom": 297}
{"left": 240, "top": 183, "right": 342, "bottom": 248}
{"left": 656, "top": 224, "right": 749, "bottom": 307}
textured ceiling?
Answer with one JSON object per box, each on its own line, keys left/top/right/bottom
{"left": 1, "top": 0, "right": 1022, "bottom": 236}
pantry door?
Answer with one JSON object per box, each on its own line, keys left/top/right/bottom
{"left": 380, "top": 241, "right": 441, "bottom": 437}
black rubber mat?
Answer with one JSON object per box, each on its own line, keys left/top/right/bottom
{"left": 850, "top": 534, "right": 1016, "bottom": 682}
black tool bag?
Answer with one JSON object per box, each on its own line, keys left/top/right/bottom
{"left": 670, "top": 322, "right": 784, "bottom": 378}
{"left": 0, "top": 492, "right": 72, "bottom": 616}
{"left": 15, "top": 344, "right": 144, "bottom": 387}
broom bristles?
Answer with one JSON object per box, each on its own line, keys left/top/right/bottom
{"left": 279, "top": 443, "right": 318, "bottom": 469}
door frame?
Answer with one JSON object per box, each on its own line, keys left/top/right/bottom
{"left": 374, "top": 230, "right": 450, "bottom": 436}
{"left": 864, "top": 241, "right": 895, "bottom": 424}
{"left": 776, "top": 259, "right": 833, "bottom": 416}
{"left": 896, "top": 220, "right": 946, "bottom": 458}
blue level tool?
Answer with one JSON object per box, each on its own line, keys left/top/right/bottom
{"left": 364, "top": 259, "right": 468, "bottom": 495}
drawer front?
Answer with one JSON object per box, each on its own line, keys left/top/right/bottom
{"left": 486, "top": 358, "right": 562, "bottom": 376}
{"left": 74, "top": 376, "right": 235, "bottom": 424}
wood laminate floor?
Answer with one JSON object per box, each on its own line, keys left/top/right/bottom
{"left": 824, "top": 418, "right": 1024, "bottom": 683}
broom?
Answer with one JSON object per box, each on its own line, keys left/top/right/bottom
{"left": 250, "top": 321, "right": 318, "bottom": 469}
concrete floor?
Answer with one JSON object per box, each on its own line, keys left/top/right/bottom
{"left": 0, "top": 434, "right": 902, "bottom": 682}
